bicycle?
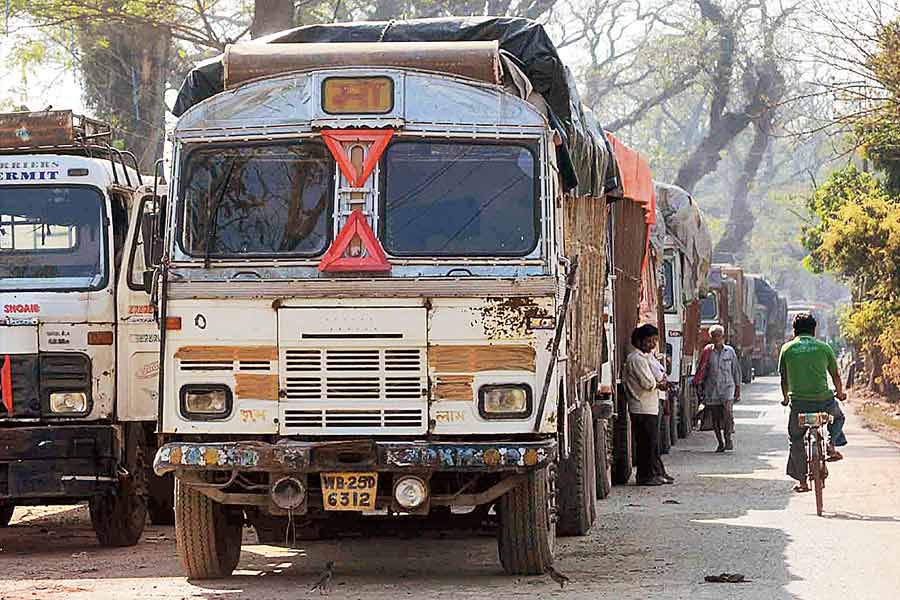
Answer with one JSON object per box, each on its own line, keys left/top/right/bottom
{"left": 798, "top": 411, "right": 833, "bottom": 516}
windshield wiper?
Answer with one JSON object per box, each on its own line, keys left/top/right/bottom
{"left": 204, "top": 160, "right": 236, "bottom": 269}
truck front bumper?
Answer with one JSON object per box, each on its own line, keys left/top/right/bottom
{"left": 154, "top": 439, "right": 557, "bottom": 476}
{"left": 0, "top": 425, "right": 120, "bottom": 501}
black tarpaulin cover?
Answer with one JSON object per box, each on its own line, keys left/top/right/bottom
{"left": 754, "top": 277, "right": 778, "bottom": 310}
{"left": 171, "top": 16, "right": 615, "bottom": 196}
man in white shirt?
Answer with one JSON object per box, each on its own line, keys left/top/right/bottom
{"left": 700, "top": 325, "right": 741, "bottom": 452}
{"left": 623, "top": 324, "right": 673, "bottom": 486}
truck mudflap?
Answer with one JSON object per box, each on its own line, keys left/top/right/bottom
{"left": 0, "top": 425, "right": 120, "bottom": 500}
{"left": 154, "top": 439, "right": 557, "bottom": 476}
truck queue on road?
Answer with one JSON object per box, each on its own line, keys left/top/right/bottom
{"left": 2, "top": 15, "right": 800, "bottom": 580}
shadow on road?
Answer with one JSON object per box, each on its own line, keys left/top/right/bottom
{"left": 0, "top": 377, "right": 843, "bottom": 600}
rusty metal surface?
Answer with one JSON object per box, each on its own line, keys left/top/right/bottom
{"left": 0, "top": 111, "right": 74, "bottom": 150}
{"left": 223, "top": 41, "right": 502, "bottom": 90}
{"left": 173, "top": 345, "right": 278, "bottom": 361}
{"left": 480, "top": 296, "right": 554, "bottom": 340}
{"left": 234, "top": 373, "right": 279, "bottom": 401}
{"left": 154, "top": 439, "right": 556, "bottom": 475}
{"left": 428, "top": 345, "right": 536, "bottom": 373}
{"left": 0, "top": 110, "right": 111, "bottom": 152}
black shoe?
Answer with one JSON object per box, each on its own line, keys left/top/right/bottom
{"left": 661, "top": 474, "right": 675, "bottom": 484}
{"left": 725, "top": 439, "right": 734, "bottom": 451}
{"left": 637, "top": 476, "right": 666, "bottom": 486}
{"left": 715, "top": 444, "right": 725, "bottom": 453}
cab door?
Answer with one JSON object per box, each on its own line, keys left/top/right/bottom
{"left": 115, "top": 192, "right": 160, "bottom": 421}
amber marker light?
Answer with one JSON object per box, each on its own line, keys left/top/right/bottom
{"left": 165, "top": 316, "right": 182, "bottom": 331}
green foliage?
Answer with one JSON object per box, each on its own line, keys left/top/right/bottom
{"left": 858, "top": 21, "right": 900, "bottom": 195}
{"left": 804, "top": 15, "right": 900, "bottom": 386}
{"left": 801, "top": 166, "right": 892, "bottom": 275}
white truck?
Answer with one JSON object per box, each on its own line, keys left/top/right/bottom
{"left": 0, "top": 110, "right": 169, "bottom": 543}
{"left": 152, "top": 18, "right": 620, "bottom": 578}
{"left": 656, "top": 182, "right": 711, "bottom": 441}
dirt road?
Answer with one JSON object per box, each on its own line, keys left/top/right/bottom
{"left": 2, "top": 377, "right": 899, "bottom": 600}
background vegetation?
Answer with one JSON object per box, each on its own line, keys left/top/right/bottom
{"left": 2, "top": 0, "right": 898, "bottom": 388}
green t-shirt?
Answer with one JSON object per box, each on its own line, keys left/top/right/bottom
{"left": 779, "top": 335, "right": 838, "bottom": 402}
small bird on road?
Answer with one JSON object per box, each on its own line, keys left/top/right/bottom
{"left": 548, "top": 565, "right": 570, "bottom": 589}
{"left": 310, "top": 561, "right": 335, "bottom": 595}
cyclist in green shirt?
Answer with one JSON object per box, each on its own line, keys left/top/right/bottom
{"left": 779, "top": 312, "right": 847, "bottom": 493}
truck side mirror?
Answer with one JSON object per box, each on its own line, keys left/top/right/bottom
{"left": 142, "top": 269, "right": 155, "bottom": 293}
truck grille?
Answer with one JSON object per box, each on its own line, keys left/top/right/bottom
{"left": 281, "top": 347, "right": 426, "bottom": 434}
{"left": 277, "top": 307, "right": 428, "bottom": 435}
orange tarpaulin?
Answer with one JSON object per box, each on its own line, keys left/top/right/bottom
{"left": 605, "top": 132, "right": 656, "bottom": 225}
{"left": 607, "top": 131, "right": 657, "bottom": 288}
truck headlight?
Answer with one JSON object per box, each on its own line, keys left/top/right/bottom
{"left": 49, "top": 392, "right": 88, "bottom": 414}
{"left": 180, "top": 385, "right": 232, "bottom": 420}
{"left": 478, "top": 384, "right": 532, "bottom": 419}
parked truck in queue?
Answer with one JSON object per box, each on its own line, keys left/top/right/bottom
{"left": 655, "top": 182, "right": 712, "bottom": 441}
{"left": 152, "top": 19, "right": 620, "bottom": 578}
{"left": 0, "top": 110, "right": 170, "bottom": 543}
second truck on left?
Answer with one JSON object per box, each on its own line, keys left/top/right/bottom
{"left": 0, "top": 110, "right": 171, "bottom": 544}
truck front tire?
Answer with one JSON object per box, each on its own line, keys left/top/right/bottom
{"left": 557, "top": 404, "right": 597, "bottom": 536}
{"left": 174, "top": 479, "right": 243, "bottom": 579}
{"left": 497, "top": 466, "right": 556, "bottom": 575}
{"left": 594, "top": 417, "right": 612, "bottom": 499}
{"left": 148, "top": 473, "right": 176, "bottom": 526}
{"left": 612, "top": 389, "right": 633, "bottom": 485}
{"left": 89, "top": 477, "right": 147, "bottom": 547}
{"left": 0, "top": 502, "right": 14, "bottom": 527}
{"left": 677, "top": 386, "right": 692, "bottom": 439}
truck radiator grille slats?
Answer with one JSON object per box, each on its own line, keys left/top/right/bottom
{"left": 283, "top": 408, "right": 424, "bottom": 429}
{"left": 281, "top": 346, "right": 426, "bottom": 434}
{"left": 177, "top": 360, "right": 273, "bottom": 372}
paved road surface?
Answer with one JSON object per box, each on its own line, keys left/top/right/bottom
{"left": 2, "top": 376, "right": 899, "bottom": 599}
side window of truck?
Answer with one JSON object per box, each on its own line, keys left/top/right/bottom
{"left": 126, "top": 197, "right": 157, "bottom": 291}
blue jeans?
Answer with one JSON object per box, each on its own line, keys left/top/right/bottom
{"left": 787, "top": 398, "right": 846, "bottom": 482}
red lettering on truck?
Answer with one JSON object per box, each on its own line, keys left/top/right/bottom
{"left": 3, "top": 303, "right": 40, "bottom": 313}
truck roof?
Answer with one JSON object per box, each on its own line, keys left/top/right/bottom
{"left": 0, "top": 153, "right": 142, "bottom": 191}
{"left": 171, "top": 16, "right": 617, "bottom": 198}
{"left": 0, "top": 111, "right": 144, "bottom": 189}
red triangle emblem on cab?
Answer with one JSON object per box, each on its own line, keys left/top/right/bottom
{"left": 318, "top": 209, "right": 391, "bottom": 273}
{"left": 321, "top": 129, "right": 394, "bottom": 187}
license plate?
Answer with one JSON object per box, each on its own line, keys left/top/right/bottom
{"left": 320, "top": 472, "right": 378, "bottom": 511}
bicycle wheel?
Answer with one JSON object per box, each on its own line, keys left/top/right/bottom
{"left": 809, "top": 431, "right": 825, "bottom": 516}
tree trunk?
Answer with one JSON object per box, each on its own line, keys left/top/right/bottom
{"left": 713, "top": 119, "right": 771, "bottom": 260}
{"left": 77, "top": 24, "right": 172, "bottom": 173}
{"left": 252, "top": 0, "right": 295, "bottom": 38}
{"left": 673, "top": 112, "right": 751, "bottom": 194}
{"left": 673, "top": 0, "right": 752, "bottom": 194}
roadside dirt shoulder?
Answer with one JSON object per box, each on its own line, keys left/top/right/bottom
{"left": 849, "top": 387, "right": 900, "bottom": 446}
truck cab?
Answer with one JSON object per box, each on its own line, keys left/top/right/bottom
{"left": 0, "top": 110, "right": 166, "bottom": 544}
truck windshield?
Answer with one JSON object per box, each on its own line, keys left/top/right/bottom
{"left": 662, "top": 259, "right": 675, "bottom": 312}
{"left": 180, "top": 142, "right": 332, "bottom": 257}
{"left": 0, "top": 186, "right": 106, "bottom": 291}
{"left": 700, "top": 292, "right": 718, "bottom": 321}
{"left": 382, "top": 142, "right": 538, "bottom": 256}
{"left": 755, "top": 311, "right": 767, "bottom": 334}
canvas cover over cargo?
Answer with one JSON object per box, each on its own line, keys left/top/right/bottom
{"left": 655, "top": 182, "right": 712, "bottom": 304}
